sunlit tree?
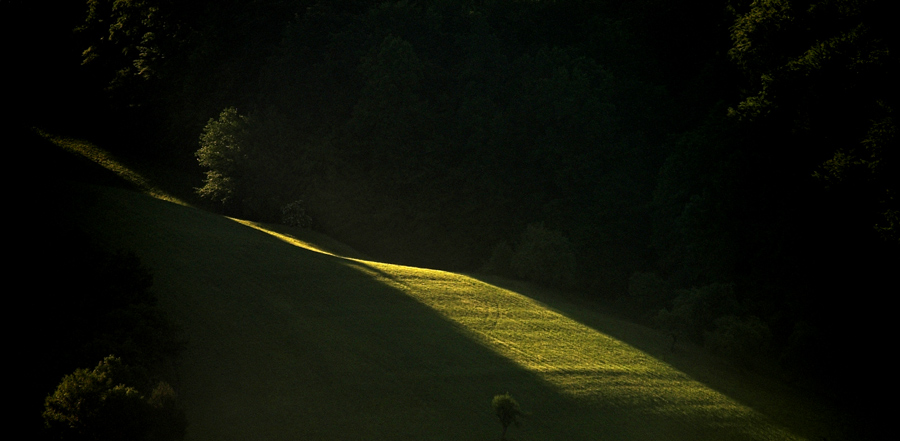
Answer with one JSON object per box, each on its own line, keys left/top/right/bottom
{"left": 195, "top": 107, "right": 249, "bottom": 207}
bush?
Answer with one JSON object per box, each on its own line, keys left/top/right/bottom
{"left": 623, "top": 271, "right": 672, "bottom": 313}
{"left": 481, "top": 241, "right": 515, "bottom": 277}
{"left": 43, "top": 356, "right": 187, "bottom": 441}
{"left": 778, "top": 321, "right": 825, "bottom": 383}
{"left": 281, "top": 199, "right": 313, "bottom": 228}
{"left": 146, "top": 382, "right": 189, "bottom": 441}
{"left": 704, "top": 315, "right": 772, "bottom": 367}
{"left": 655, "top": 283, "right": 739, "bottom": 343}
{"left": 32, "top": 232, "right": 188, "bottom": 441}
{"left": 509, "top": 223, "right": 577, "bottom": 289}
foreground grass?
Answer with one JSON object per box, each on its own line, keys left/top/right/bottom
{"left": 50, "top": 130, "right": 857, "bottom": 440}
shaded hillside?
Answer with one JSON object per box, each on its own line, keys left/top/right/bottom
{"left": 54, "top": 179, "right": 864, "bottom": 440}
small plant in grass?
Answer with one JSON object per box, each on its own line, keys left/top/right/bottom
{"left": 492, "top": 392, "right": 524, "bottom": 440}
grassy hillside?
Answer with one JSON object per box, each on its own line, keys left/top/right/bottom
{"left": 49, "top": 131, "right": 861, "bottom": 440}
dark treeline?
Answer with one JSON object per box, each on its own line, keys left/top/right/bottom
{"left": 15, "top": 0, "right": 897, "bottom": 417}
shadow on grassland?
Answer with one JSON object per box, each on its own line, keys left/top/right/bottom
{"left": 16, "top": 126, "right": 138, "bottom": 190}
{"left": 58, "top": 182, "right": 650, "bottom": 441}
{"left": 56, "top": 179, "right": 856, "bottom": 441}
{"left": 32, "top": 123, "right": 873, "bottom": 440}
{"left": 465, "top": 274, "right": 864, "bottom": 441}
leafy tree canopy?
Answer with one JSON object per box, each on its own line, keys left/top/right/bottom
{"left": 491, "top": 393, "right": 524, "bottom": 440}
{"left": 43, "top": 356, "right": 186, "bottom": 441}
{"left": 728, "top": 0, "right": 898, "bottom": 241}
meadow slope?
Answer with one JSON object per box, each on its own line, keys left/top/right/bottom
{"left": 40, "top": 125, "right": 861, "bottom": 441}
{"left": 56, "top": 179, "right": 860, "bottom": 441}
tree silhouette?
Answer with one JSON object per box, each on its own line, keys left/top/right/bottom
{"left": 491, "top": 393, "right": 524, "bottom": 440}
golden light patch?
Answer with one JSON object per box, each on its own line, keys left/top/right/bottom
{"left": 211, "top": 198, "right": 809, "bottom": 441}
{"left": 37, "top": 128, "right": 188, "bottom": 206}
{"left": 361, "top": 262, "right": 806, "bottom": 440}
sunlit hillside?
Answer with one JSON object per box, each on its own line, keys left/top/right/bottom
{"left": 53, "top": 133, "right": 859, "bottom": 440}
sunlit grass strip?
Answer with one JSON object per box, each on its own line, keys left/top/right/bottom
{"left": 360, "top": 262, "right": 806, "bottom": 440}
{"left": 229, "top": 219, "right": 342, "bottom": 257}
{"left": 230, "top": 206, "right": 808, "bottom": 440}
{"left": 35, "top": 128, "right": 188, "bottom": 206}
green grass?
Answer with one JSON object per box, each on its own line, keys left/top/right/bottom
{"left": 54, "top": 132, "right": 860, "bottom": 440}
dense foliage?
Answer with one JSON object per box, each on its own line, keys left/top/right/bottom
{"left": 22, "top": 0, "right": 897, "bottom": 411}
{"left": 43, "top": 356, "right": 187, "bottom": 441}
{"left": 728, "top": 0, "right": 898, "bottom": 242}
